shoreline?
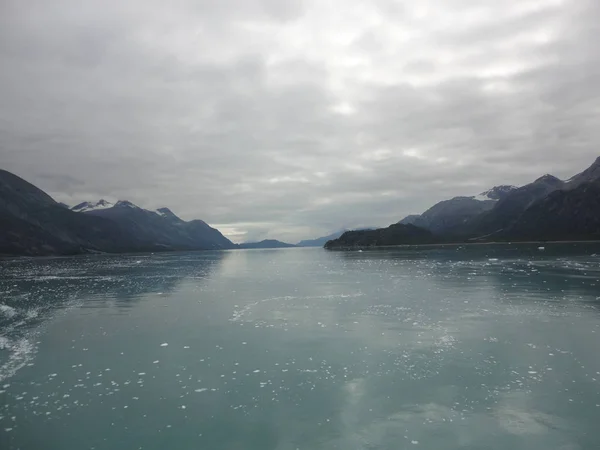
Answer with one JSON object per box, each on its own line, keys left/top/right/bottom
{"left": 324, "top": 239, "right": 600, "bottom": 250}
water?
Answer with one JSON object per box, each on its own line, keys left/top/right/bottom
{"left": 1, "top": 245, "right": 600, "bottom": 450}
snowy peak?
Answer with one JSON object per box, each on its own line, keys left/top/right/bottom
{"left": 156, "top": 207, "right": 183, "bottom": 222}
{"left": 472, "top": 185, "right": 518, "bottom": 202}
{"left": 114, "top": 200, "right": 139, "bottom": 209}
{"left": 71, "top": 199, "right": 114, "bottom": 213}
{"left": 533, "top": 174, "right": 563, "bottom": 186}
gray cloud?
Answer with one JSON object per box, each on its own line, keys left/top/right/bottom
{"left": 1, "top": 0, "right": 600, "bottom": 242}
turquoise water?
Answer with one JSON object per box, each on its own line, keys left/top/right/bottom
{"left": 1, "top": 245, "right": 600, "bottom": 449}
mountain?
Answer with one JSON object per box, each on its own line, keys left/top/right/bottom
{"left": 407, "top": 197, "right": 495, "bottom": 234}
{"left": 297, "top": 230, "right": 346, "bottom": 247}
{"left": 77, "top": 200, "right": 235, "bottom": 251}
{"left": 0, "top": 169, "right": 235, "bottom": 256}
{"left": 0, "top": 170, "right": 154, "bottom": 256}
{"left": 465, "top": 174, "right": 565, "bottom": 240}
{"left": 333, "top": 156, "right": 600, "bottom": 248}
{"left": 324, "top": 224, "right": 437, "bottom": 249}
{"left": 398, "top": 186, "right": 518, "bottom": 234}
{"left": 238, "top": 240, "right": 297, "bottom": 249}
{"left": 397, "top": 215, "right": 420, "bottom": 225}
{"left": 473, "top": 185, "right": 518, "bottom": 201}
{"left": 504, "top": 179, "right": 600, "bottom": 241}
{"left": 565, "top": 156, "right": 600, "bottom": 188}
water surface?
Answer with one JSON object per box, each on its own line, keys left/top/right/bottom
{"left": 1, "top": 245, "right": 600, "bottom": 449}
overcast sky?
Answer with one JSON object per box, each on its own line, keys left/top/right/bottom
{"left": 1, "top": 0, "right": 600, "bottom": 243}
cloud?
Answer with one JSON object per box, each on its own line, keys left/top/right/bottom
{"left": 1, "top": 0, "right": 600, "bottom": 242}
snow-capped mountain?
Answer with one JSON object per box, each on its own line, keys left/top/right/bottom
{"left": 71, "top": 199, "right": 114, "bottom": 213}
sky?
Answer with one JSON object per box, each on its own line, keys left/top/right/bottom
{"left": 1, "top": 0, "right": 600, "bottom": 243}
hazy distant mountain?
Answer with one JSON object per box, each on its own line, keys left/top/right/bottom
{"left": 238, "top": 240, "right": 296, "bottom": 249}
{"left": 297, "top": 231, "right": 346, "bottom": 247}
{"left": 325, "top": 224, "right": 436, "bottom": 249}
{"left": 0, "top": 169, "right": 235, "bottom": 256}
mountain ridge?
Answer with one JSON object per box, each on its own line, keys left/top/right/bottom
{"left": 0, "top": 170, "right": 235, "bottom": 256}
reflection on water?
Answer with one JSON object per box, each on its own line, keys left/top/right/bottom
{"left": 1, "top": 245, "right": 599, "bottom": 450}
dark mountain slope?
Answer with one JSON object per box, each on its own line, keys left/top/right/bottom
{"left": 397, "top": 186, "right": 517, "bottom": 234}
{"left": 411, "top": 197, "right": 496, "bottom": 234}
{"left": 464, "top": 175, "right": 565, "bottom": 239}
{"left": 325, "top": 224, "right": 436, "bottom": 249}
{"left": 504, "top": 180, "right": 600, "bottom": 241}
{"left": 566, "top": 156, "right": 600, "bottom": 188}
{"left": 0, "top": 169, "right": 235, "bottom": 255}
{"left": 0, "top": 170, "right": 152, "bottom": 255}
{"left": 239, "top": 240, "right": 296, "bottom": 249}
{"left": 85, "top": 202, "right": 235, "bottom": 251}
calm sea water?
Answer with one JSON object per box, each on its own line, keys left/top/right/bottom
{"left": 1, "top": 245, "right": 600, "bottom": 450}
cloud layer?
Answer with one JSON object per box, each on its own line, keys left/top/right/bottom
{"left": 2, "top": 0, "right": 600, "bottom": 242}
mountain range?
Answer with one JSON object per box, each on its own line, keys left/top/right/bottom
{"left": 0, "top": 169, "right": 236, "bottom": 256}
{"left": 4, "top": 156, "right": 600, "bottom": 255}
{"left": 325, "top": 156, "right": 600, "bottom": 249}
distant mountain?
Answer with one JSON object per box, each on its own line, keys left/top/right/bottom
{"left": 297, "top": 230, "right": 346, "bottom": 247}
{"left": 398, "top": 186, "right": 518, "bottom": 234}
{"left": 78, "top": 200, "right": 235, "bottom": 251}
{"left": 324, "top": 224, "right": 437, "bottom": 249}
{"left": 0, "top": 169, "right": 235, "bottom": 256}
{"left": 239, "top": 239, "right": 296, "bottom": 249}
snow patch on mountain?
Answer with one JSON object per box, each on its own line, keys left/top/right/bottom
{"left": 71, "top": 199, "right": 114, "bottom": 213}
{"left": 472, "top": 185, "right": 518, "bottom": 202}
